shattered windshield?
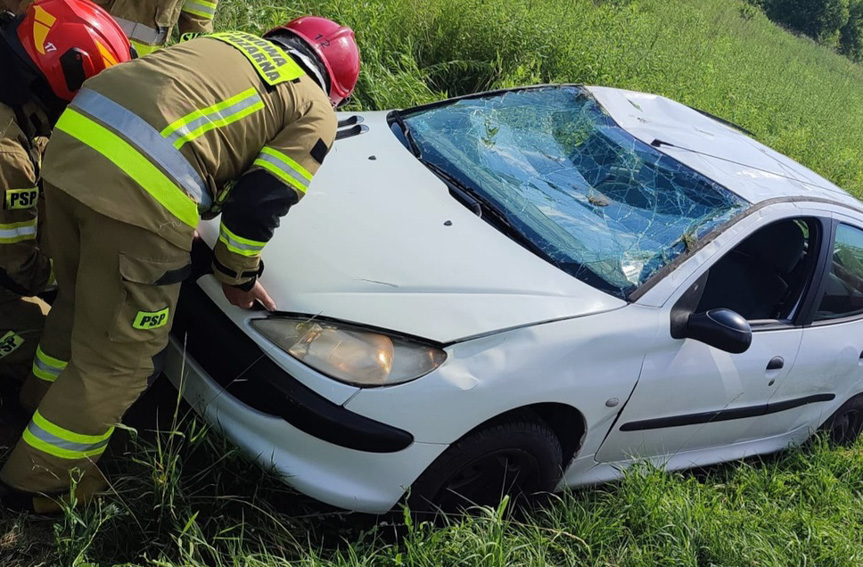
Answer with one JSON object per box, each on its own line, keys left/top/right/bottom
{"left": 397, "top": 86, "right": 750, "bottom": 298}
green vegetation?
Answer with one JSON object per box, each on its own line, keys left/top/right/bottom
{"left": 5, "top": 404, "right": 863, "bottom": 566}
{"left": 217, "top": 0, "right": 863, "bottom": 198}
{"left": 751, "top": 0, "right": 863, "bottom": 61}
{"left": 4, "top": 0, "right": 863, "bottom": 565}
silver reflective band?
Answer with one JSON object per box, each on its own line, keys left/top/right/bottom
{"left": 71, "top": 89, "right": 212, "bottom": 212}
{"left": 255, "top": 152, "right": 311, "bottom": 190}
{"left": 34, "top": 356, "right": 62, "bottom": 378}
{"left": 112, "top": 16, "right": 168, "bottom": 46}
{"left": 26, "top": 421, "right": 110, "bottom": 455}
{"left": 183, "top": 0, "right": 217, "bottom": 18}
{"left": 0, "top": 222, "right": 36, "bottom": 240}
{"left": 219, "top": 226, "right": 264, "bottom": 253}
{"left": 165, "top": 92, "right": 263, "bottom": 147}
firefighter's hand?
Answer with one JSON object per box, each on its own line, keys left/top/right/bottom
{"left": 221, "top": 281, "right": 277, "bottom": 311}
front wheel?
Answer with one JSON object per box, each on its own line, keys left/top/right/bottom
{"left": 408, "top": 417, "right": 563, "bottom": 514}
{"left": 819, "top": 395, "right": 863, "bottom": 446}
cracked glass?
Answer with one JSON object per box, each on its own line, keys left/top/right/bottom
{"left": 398, "top": 86, "right": 750, "bottom": 298}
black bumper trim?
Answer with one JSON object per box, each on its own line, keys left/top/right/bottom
{"left": 171, "top": 279, "right": 414, "bottom": 453}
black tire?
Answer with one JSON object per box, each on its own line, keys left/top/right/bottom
{"left": 408, "top": 417, "right": 563, "bottom": 515}
{"left": 819, "top": 395, "right": 863, "bottom": 446}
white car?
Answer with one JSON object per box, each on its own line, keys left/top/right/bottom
{"left": 164, "top": 85, "right": 863, "bottom": 514}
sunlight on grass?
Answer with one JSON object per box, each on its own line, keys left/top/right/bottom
{"left": 3, "top": 0, "right": 863, "bottom": 564}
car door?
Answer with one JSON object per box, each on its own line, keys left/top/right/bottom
{"left": 595, "top": 215, "right": 825, "bottom": 464}
{"left": 766, "top": 217, "right": 863, "bottom": 434}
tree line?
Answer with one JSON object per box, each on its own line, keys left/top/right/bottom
{"left": 749, "top": 0, "right": 863, "bottom": 61}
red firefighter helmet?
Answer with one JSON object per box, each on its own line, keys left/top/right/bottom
{"left": 17, "top": 0, "right": 132, "bottom": 101}
{"left": 266, "top": 16, "right": 360, "bottom": 108}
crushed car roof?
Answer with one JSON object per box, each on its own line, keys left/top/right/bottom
{"left": 586, "top": 86, "right": 862, "bottom": 211}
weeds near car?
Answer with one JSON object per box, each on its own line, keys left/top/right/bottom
{"left": 4, "top": 419, "right": 863, "bottom": 565}
{"left": 4, "top": 0, "right": 863, "bottom": 563}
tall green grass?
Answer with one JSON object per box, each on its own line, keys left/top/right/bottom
{"left": 218, "top": 0, "right": 863, "bottom": 197}
{"left": 4, "top": 0, "right": 863, "bottom": 564}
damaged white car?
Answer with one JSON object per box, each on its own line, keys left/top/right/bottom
{"left": 165, "top": 85, "right": 863, "bottom": 514}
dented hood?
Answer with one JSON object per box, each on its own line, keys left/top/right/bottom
{"left": 198, "top": 110, "right": 624, "bottom": 343}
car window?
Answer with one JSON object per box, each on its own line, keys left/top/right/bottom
{"left": 814, "top": 223, "right": 863, "bottom": 321}
{"left": 396, "top": 86, "right": 749, "bottom": 299}
{"left": 696, "top": 219, "right": 815, "bottom": 321}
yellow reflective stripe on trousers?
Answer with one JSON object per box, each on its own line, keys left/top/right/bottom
{"left": 23, "top": 411, "right": 113, "bottom": 460}
{"left": 32, "top": 344, "right": 67, "bottom": 383}
{"left": 253, "top": 147, "right": 313, "bottom": 194}
{"left": 113, "top": 16, "right": 169, "bottom": 47}
{"left": 219, "top": 223, "right": 266, "bottom": 257}
{"left": 161, "top": 87, "right": 264, "bottom": 149}
{"left": 55, "top": 108, "right": 199, "bottom": 228}
{"left": 130, "top": 39, "right": 161, "bottom": 56}
{"left": 0, "top": 218, "right": 37, "bottom": 244}
{"left": 182, "top": 0, "right": 217, "bottom": 19}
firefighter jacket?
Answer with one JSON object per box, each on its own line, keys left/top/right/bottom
{"left": 3, "top": 0, "right": 219, "bottom": 55}
{"left": 41, "top": 32, "right": 337, "bottom": 288}
{"left": 0, "top": 100, "right": 52, "bottom": 297}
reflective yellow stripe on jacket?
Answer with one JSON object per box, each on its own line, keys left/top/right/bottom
{"left": 55, "top": 89, "right": 210, "bottom": 226}
{"left": 253, "top": 147, "right": 312, "bottom": 194}
{"left": 23, "top": 410, "right": 113, "bottom": 460}
{"left": 218, "top": 223, "right": 266, "bottom": 257}
{"left": 161, "top": 87, "right": 264, "bottom": 149}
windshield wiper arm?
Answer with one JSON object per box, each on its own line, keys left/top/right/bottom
{"left": 421, "top": 161, "right": 484, "bottom": 217}
{"left": 389, "top": 111, "right": 421, "bottom": 157}
{"left": 420, "top": 160, "right": 555, "bottom": 261}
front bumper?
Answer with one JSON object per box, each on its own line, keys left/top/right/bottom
{"left": 163, "top": 280, "right": 446, "bottom": 513}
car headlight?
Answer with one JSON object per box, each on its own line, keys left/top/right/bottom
{"left": 250, "top": 317, "right": 447, "bottom": 387}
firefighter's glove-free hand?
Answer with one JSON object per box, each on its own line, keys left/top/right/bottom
{"left": 221, "top": 280, "right": 276, "bottom": 311}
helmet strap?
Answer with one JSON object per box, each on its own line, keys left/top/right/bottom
{"left": 267, "top": 33, "right": 330, "bottom": 95}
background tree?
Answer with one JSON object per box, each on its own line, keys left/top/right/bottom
{"left": 840, "top": 0, "right": 863, "bottom": 60}
{"left": 763, "top": 0, "right": 850, "bottom": 47}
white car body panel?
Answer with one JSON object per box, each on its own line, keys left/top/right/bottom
{"left": 164, "top": 85, "right": 863, "bottom": 514}
{"left": 196, "top": 110, "right": 625, "bottom": 344}
{"left": 344, "top": 304, "right": 659, "bottom": 447}
{"left": 166, "top": 342, "right": 445, "bottom": 513}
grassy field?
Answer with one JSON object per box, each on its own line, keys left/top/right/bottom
{"left": 4, "top": 0, "right": 863, "bottom": 565}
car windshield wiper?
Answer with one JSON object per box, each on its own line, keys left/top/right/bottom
{"left": 389, "top": 111, "right": 421, "bottom": 157}
{"left": 419, "top": 160, "right": 555, "bottom": 261}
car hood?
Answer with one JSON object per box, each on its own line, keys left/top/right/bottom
{"left": 198, "top": 111, "right": 625, "bottom": 343}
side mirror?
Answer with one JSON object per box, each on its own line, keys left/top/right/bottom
{"left": 684, "top": 308, "right": 752, "bottom": 353}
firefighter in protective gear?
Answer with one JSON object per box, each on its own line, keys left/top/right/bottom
{"left": 3, "top": 0, "right": 219, "bottom": 55}
{"left": 0, "top": 1, "right": 131, "bottom": 406}
{"left": 0, "top": 16, "right": 360, "bottom": 511}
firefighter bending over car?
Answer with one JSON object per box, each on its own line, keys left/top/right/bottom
{"left": 2, "top": 0, "right": 219, "bottom": 55}
{"left": 0, "top": 1, "right": 132, "bottom": 416}
{"left": 0, "top": 15, "right": 360, "bottom": 513}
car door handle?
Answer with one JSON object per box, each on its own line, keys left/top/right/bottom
{"left": 766, "top": 356, "right": 784, "bottom": 371}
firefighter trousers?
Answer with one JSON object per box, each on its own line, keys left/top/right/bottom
{"left": 0, "top": 184, "right": 190, "bottom": 502}
{"left": 0, "top": 290, "right": 48, "bottom": 385}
